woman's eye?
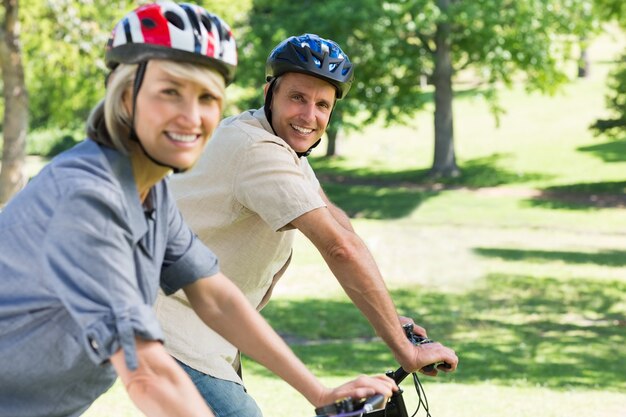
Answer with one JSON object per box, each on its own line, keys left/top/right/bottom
{"left": 162, "top": 88, "right": 179, "bottom": 96}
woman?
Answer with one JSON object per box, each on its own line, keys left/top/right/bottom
{"left": 0, "top": 3, "right": 395, "bottom": 417}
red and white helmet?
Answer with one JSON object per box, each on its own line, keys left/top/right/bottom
{"left": 105, "top": 2, "right": 237, "bottom": 85}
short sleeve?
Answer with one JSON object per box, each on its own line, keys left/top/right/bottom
{"left": 234, "top": 141, "right": 325, "bottom": 231}
{"left": 43, "top": 187, "right": 163, "bottom": 371}
{"left": 300, "top": 157, "right": 321, "bottom": 192}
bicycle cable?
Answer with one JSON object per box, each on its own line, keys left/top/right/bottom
{"left": 410, "top": 372, "right": 432, "bottom": 417}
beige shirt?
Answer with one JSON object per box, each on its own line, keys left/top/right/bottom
{"left": 154, "top": 108, "right": 325, "bottom": 384}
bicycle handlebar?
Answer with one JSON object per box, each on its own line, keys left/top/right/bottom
{"left": 314, "top": 324, "right": 452, "bottom": 417}
{"left": 314, "top": 394, "right": 385, "bottom": 417}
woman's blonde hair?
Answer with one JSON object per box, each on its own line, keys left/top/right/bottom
{"left": 87, "top": 60, "right": 226, "bottom": 153}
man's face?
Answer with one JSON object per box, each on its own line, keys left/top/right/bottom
{"left": 269, "top": 72, "right": 336, "bottom": 154}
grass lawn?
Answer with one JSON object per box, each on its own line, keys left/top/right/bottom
{"left": 81, "top": 29, "right": 626, "bottom": 416}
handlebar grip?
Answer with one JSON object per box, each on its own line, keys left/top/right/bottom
{"left": 422, "top": 361, "right": 453, "bottom": 373}
{"left": 313, "top": 393, "right": 387, "bottom": 416}
{"left": 362, "top": 394, "right": 386, "bottom": 412}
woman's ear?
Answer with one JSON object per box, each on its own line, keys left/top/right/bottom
{"left": 122, "top": 88, "right": 132, "bottom": 116}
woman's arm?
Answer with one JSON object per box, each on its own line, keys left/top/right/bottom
{"left": 111, "top": 338, "right": 214, "bottom": 417}
{"left": 183, "top": 274, "right": 397, "bottom": 407}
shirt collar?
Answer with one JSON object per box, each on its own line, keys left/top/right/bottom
{"left": 254, "top": 107, "right": 273, "bottom": 133}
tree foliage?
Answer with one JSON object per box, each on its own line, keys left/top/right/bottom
{"left": 15, "top": 0, "right": 248, "bottom": 130}
{"left": 592, "top": 0, "right": 626, "bottom": 27}
{"left": 239, "top": 0, "right": 596, "bottom": 174}
{"left": 2, "top": 0, "right": 608, "bottom": 178}
{"left": 19, "top": 0, "right": 127, "bottom": 129}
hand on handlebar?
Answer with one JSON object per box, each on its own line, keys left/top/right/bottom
{"left": 314, "top": 393, "right": 386, "bottom": 417}
{"left": 313, "top": 374, "right": 398, "bottom": 409}
{"left": 398, "top": 316, "right": 428, "bottom": 338}
{"left": 413, "top": 340, "right": 457, "bottom": 376}
{"left": 399, "top": 323, "right": 458, "bottom": 376}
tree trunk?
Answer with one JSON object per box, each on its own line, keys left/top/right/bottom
{"left": 577, "top": 39, "right": 590, "bottom": 78}
{"left": 429, "top": 0, "right": 459, "bottom": 178}
{"left": 0, "top": 0, "right": 28, "bottom": 205}
{"left": 326, "top": 124, "right": 339, "bottom": 156}
{"left": 325, "top": 107, "right": 343, "bottom": 157}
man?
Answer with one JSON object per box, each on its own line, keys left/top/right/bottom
{"left": 155, "top": 34, "right": 458, "bottom": 416}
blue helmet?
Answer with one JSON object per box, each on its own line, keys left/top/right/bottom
{"left": 265, "top": 34, "right": 354, "bottom": 99}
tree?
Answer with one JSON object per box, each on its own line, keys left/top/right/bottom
{"left": 590, "top": 55, "right": 626, "bottom": 136}
{"left": 0, "top": 0, "right": 28, "bottom": 204}
{"left": 590, "top": 0, "right": 626, "bottom": 137}
{"left": 239, "top": 0, "right": 595, "bottom": 177}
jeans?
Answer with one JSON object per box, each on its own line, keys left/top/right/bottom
{"left": 176, "top": 359, "right": 264, "bottom": 417}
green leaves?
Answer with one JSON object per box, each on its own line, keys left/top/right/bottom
{"left": 5, "top": 0, "right": 606, "bottom": 133}
{"left": 237, "top": 0, "right": 597, "bottom": 131}
{"left": 20, "top": 0, "right": 130, "bottom": 128}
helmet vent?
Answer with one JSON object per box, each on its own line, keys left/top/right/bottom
{"left": 265, "top": 34, "right": 353, "bottom": 98}
{"left": 141, "top": 18, "right": 157, "bottom": 29}
{"left": 165, "top": 11, "right": 185, "bottom": 30}
{"left": 200, "top": 15, "right": 212, "bottom": 33}
{"left": 105, "top": 3, "right": 238, "bottom": 84}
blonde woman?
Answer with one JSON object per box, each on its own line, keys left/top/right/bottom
{"left": 0, "top": 3, "right": 395, "bottom": 417}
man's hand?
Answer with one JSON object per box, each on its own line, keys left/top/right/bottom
{"left": 395, "top": 322, "right": 458, "bottom": 376}
{"left": 412, "top": 341, "right": 458, "bottom": 376}
{"left": 314, "top": 374, "right": 398, "bottom": 408}
{"left": 398, "top": 316, "right": 427, "bottom": 338}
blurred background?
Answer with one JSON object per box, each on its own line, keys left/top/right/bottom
{"left": 1, "top": 1, "right": 624, "bottom": 416}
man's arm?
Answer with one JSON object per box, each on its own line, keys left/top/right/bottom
{"left": 291, "top": 189, "right": 458, "bottom": 374}
{"left": 111, "top": 339, "right": 214, "bottom": 417}
{"left": 183, "top": 273, "right": 397, "bottom": 407}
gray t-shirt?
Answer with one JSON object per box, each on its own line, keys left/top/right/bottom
{"left": 0, "top": 140, "right": 219, "bottom": 417}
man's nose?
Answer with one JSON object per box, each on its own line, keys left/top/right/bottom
{"left": 300, "top": 102, "right": 316, "bottom": 122}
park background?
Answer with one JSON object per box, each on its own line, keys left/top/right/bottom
{"left": 1, "top": 1, "right": 625, "bottom": 416}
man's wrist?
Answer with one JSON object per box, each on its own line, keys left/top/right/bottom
{"left": 393, "top": 339, "right": 419, "bottom": 372}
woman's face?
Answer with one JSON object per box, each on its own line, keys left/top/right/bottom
{"left": 127, "top": 61, "right": 222, "bottom": 172}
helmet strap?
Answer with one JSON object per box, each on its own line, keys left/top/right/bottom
{"left": 263, "top": 77, "right": 278, "bottom": 136}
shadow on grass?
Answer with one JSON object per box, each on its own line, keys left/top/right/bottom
{"left": 310, "top": 154, "right": 549, "bottom": 219}
{"left": 257, "top": 275, "right": 626, "bottom": 391}
{"left": 474, "top": 247, "right": 626, "bottom": 267}
{"left": 577, "top": 139, "right": 626, "bottom": 163}
{"left": 526, "top": 181, "right": 626, "bottom": 210}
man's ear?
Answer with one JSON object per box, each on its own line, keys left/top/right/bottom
{"left": 263, "top": 82, "right": 270, "bottom": 98}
